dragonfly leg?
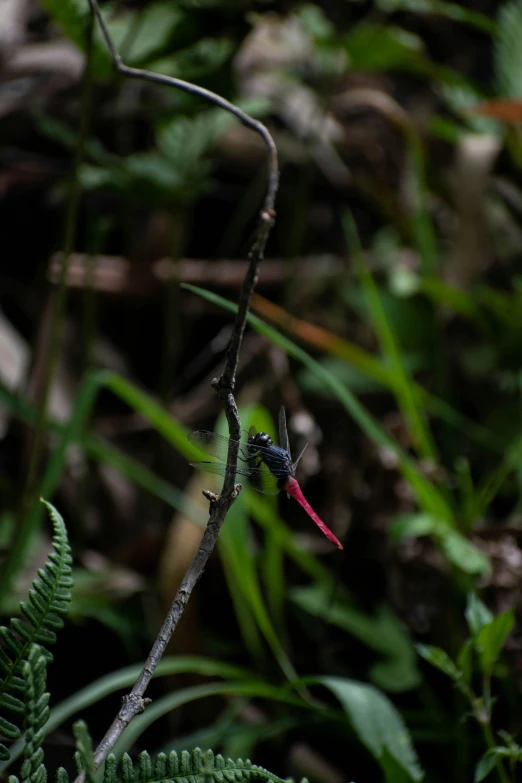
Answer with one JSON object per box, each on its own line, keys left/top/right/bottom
{"left": 238, "top": 444, "right": 252, "bottom": 461}
{"left": 248, "top": 455, "right": 264, "bottom": 471}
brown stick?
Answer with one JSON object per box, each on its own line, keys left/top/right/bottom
{"left": 74, "top": 2, "right": 279, "bottom": 777}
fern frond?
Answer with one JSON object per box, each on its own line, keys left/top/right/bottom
{"left": 495, "top": 0, "right": 522, "bottom": 97}
{"left": 0, "top": 502, "right": 72, "bottom": 761}
{"left": 103, "top": 749, "right": 308, "bottom": 783}
{"left": 20, "top": 645, "right": 49, "bottom": 783}
{"left": 2, "top": 748, "right": 308, "bottom": 783}
{"left": 73, "top": 722, "right": 96, "bottom": 783}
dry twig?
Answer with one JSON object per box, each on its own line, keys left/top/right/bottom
{"left": 72, "top": 2, "right": 279, "bottom": 778}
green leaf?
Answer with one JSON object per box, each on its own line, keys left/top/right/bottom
{"left": 391, "top": 512, "right": 489, "bottom": 574}
{"left": 374, "top": 0, "right": 494, "bottom": 32}
{"left": 390, "top": 513, "right": 437, "bottom": 542}
{"left": 475, "top": 749, "right": 505, "bottom": 782}
{"left": 105, "top": 4, "right": 184, "bottom": 65}
{"left": 37, "top": 0, "right": 112, "bottom": 78}
{"left": 496, "top": 0, "right": 522, "bottom": 98}
{"left": 157, "top": 109, "right": 237, "bottom": 168}
{"left": 440, "top": 84, "right": 502, "bottom": 136}
{"left": 149, "top": 38, "right": 234, "bottom": 80}
{"left": 438, "top": 529, "right": 490, "bottom": 575}
{"left": 291, "top": 584, "right": 420, "bottom": 692}
{"left": 345, "top": 25, "right": 426, "bottom": 72}
{"left": 298, "top": 356, "right": 383, "bottom": 395}
{"left": 319, "top": 677, "right": 423, "bottom": 781}
{"left": 296, "top": 4, "right": 336, "bottom": 40}
{"left": 416, "top": 644, "right": 461, "bottom": 681}
{"left": 466, "top": 593, "right": 494, "bottom": 636}
{"left": 475, "top": 609, "right": 515, "bottom": 676}
{"left": 457, "top": 639, "right": 474, "bottom": 686}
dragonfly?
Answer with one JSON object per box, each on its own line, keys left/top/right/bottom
{"left": 188, "top": 406, "right": 343, "bottom": 550}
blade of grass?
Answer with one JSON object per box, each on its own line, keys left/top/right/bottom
{"left": 84, "top": 433, "right": 205, "bottom": 523}
{"left": 406, "top": 129, "right": 438, "bottom": 275}
{"left": 262, "top": 525, "right": 286, "bottom": 631}
{"left": 0, "top": 368, "right": 203, "bottom": 599}
{"left": 219, "top": 504, "right": 298, "bottom": 681}
{"left": 1, "top": 656, "right": 254, "bottom": 771}
{"left": 248, "top": 494, "right": 334, "bottom": 584}
{"left": 183, "top": 283, "right": 452, "bottom": 523}
{"left": 0, "top": 382, "right": 204, "bottom": 526}
{"left": 221, "top": 551, "right": 266, "bottom": 666}
{"left": 250, "top": 294, "right": 502, "bottom": 453}
{"left": 213, "top": 405, "right": 298, "bottom": 682}
{"left": 111, "top": 680, "right": 309, "bottom": 761}
{"left": 344, "top": 211, "right": 438, "bottom": 462}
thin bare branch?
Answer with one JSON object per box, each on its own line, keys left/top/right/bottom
{"left": 86, "top": 0, "right": 278, "bottom": 216}
{"left": 73, "top": 2, "right": 279, "bottom": 778}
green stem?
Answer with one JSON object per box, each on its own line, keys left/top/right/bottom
{"left": 0, "top": 15, "right": 94, "bottom": 598}
{"left": 461, "top": 682, "right": 511, "bottom": 783}
{"left": 481, "top": 722, "right": 511, "bottom": 783}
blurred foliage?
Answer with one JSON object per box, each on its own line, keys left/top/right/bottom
{"left": 3, "top": 0, "right": 522, "bottom": 781}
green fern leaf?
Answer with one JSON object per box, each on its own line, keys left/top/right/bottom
{"left": 55, "top": 768, "right": 69, "bottom": 783}
{"left": 73, "top": 752, "right": 82, "bottom": 777}
{"left": 0, "top": 691, "right": 24, "bottom": 711}
{"left": 138, "top": 751, "right": 152, "bottom": 783}
{"left": 20, "top": 646, "right": 49, "bottom": 783}
{"left": 121, "top": 754, "right": 134, "bottom": 783}
{"left": 154, "top": 753, "right": 167, "bottom": 778}
{"left": 0, "top": 746, "right": 12, "bottom": 761}
{"left": 0, "top": 716, "right": 22, "bottom": 740}
{"left": 0, "top": 627, "right": 23, "bottom": 655}
{"left": 0, "top": 502, "right": 72, "bottom": 763}
{"left": 73, "top": 721, "right": 96, "bottom": 783}
{"left": 166, "top": 751, "right": 179, "bottom": 777}
{"left": 104, "top": 755, "right": 117, "bottom": 783}
{"left": 495, "top": 0, "right": 522, "bottom": 97}
{"left": 180, "top": 750, "right": 191, "bottom": 776}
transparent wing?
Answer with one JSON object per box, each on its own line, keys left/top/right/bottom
{"left": 189, "top": 460, "right": 281, "bottom": 495}
{"left": 278, "top": 406, "right": 290, "bottom": 456}
{"left": 247, "top": 464, "right": 281, "bottom": 495}
{"left": 188, "top": 431, "right": 252, "bottom": 464}
{"left": 189, "top": 461, "right": 250, "bottom": 478}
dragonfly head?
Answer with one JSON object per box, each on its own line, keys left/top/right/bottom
{"left": 249, "top": 431, "right": 272, "bottom": 449}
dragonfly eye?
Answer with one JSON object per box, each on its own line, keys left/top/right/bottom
{"left": 252, "top": 432, "right": 271, "bottom": 448}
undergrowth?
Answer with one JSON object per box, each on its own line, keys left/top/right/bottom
{"left": 1, "top": 502, "right": 306, "bottom": 783}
